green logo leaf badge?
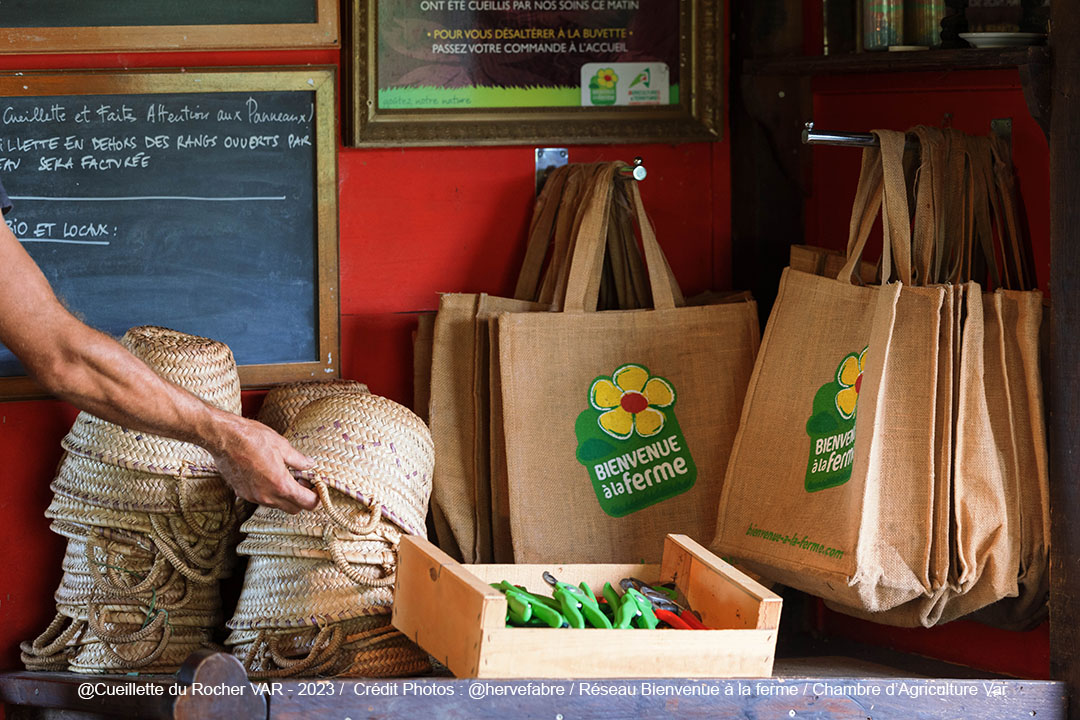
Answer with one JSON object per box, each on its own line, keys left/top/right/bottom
{"left": 575, "top": 363, "right": 697, "bottom": 517}
{"left": 804, "top": 348, "right": 866, "bottom": 492}
{"left": 588, "top": 67, "right": 618, "bottom": 106}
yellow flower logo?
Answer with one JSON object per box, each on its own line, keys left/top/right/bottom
{"left": 835, "top": 348, "right": 866, "bottom": 420}
{"left": 589, "top": 364, "right": 675, "bottom": 440}
{"left": 595, "top": 68, "right": 618, "bottom": 89}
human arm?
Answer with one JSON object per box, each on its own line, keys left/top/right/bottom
{"left": 0, "top": 221, "right": 318, "bottom": 513}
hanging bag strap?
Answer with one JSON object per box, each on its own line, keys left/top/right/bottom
{"left": 838, "top": 145, "right": 884, "bottom": 284}
{"left": 562, "top": 162, "right": 684, "bottom": 312}
{"left": 911, "top": 126, "right": 947, "bottom": 285}
{"left": 837, "top": 129, "right": 909, "bottom": 286}
{"left": 513, "top": 164, "right": 570, "bottom": 301}
{"left": 966, "top": 134, "right": 1004, "bottom": 289}
{"left": 989, "top": 133, "right": 1033, "bottom": 290}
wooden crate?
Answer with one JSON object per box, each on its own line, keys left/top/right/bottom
{"left": 392, "top": 534, "right": 782, "bottom": 678}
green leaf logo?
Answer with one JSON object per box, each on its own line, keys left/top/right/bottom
{"left": 575, "top": 364, "right": 696, "bottom": 517}
{"left": 629, "top": 69, "right": 650, "bottom": 89}
{"left": 804, "top": 348, "right": 866, "bottom": 492}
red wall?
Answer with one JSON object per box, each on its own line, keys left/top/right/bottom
{"left": 0, "top": 47, "right": 731, "bottom": 671}
{"left": 0, "top": 9, "right": 1051, "bottom": 687}
{"left": 804, "top": 69, "right": 1051, "bottom": 679}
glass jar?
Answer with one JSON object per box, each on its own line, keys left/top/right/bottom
{"left": 905, "top": 0, "right": 945, "bottom": 47}
{"left": 863, "top": 0, "right": 904, "bottom": 50}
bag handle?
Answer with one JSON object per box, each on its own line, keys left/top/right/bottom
{"left": 877, "top": 129, "right": 913, "bottom": 285}
{"left": 538, "top": 163, "right": 603, "bottom": 308}
{"left": 837, "top": 129, "right": 910, "bottom": 285}
{"left": 910, "top": 126, "right": 947, "bottom": 285}
{"left": 513, "top": 164, "right": 570, "bottom": 301}
{"left": 967, "top": 134, "right": 1004, "bottom": 289}
{"left": 562, "top": 162, "right": 684, "bottom": 312}
{"left": 989, "top": 134, "right": 1032, "bottom": 290}
{"left": 838, "top": 145, "right": 884, "bottom": 283}
{"left": 941, "top": 129, "right": 974, "bottom": 284}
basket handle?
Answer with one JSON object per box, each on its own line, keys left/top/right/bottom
{"left": 323, "top": 524, "right": 397, "bottom": 588}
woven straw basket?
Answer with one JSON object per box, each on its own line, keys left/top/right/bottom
{"left": 121, "top": 326, "right": 242, "bottom": 415}
{"left": 51, "top": 452, "right": 234, "bottom": 513}
{"left": 227, "top": 555, "right": 395, "bottom": 631}
{"left": 228, "top": 614, "right": 430, "bottom": 679}
{"left": 46, "top": 496, "right": 237, "bottom": 584}
{"left": 69, "top": 622, "right": 212, "bottom": 674}
{"left": 46, "top": 494, "right": 154, "bottom": 534}
{"left": 27, "top": 326, "right": 244, "bottom": 675}
{"left": 20, "top": 613, "right": 89, "bottom": 671}
{"left": 286, "top": 394, "right": 434, "bottom": 537}
{"left": 239, "top": 497, "right": 403, "bottom": 546}
{"left": 62, "top": 325, "right": 242, "bottom": 476}
{"left": 237, "top": 532, "right": 396, "bottom": 565}
{"left": 257, "top": 380, "right": 370, "bottom": 435}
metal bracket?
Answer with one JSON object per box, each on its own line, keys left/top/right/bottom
{"left": 535, "top": 147, "right": 568, "bottom": 195}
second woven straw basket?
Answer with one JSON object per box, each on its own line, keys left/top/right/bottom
{"left": 227, "top": 390, "right": 434, "bottom": 678}
{"left": 21, "top": 326, "right": 242, "bottom": 674}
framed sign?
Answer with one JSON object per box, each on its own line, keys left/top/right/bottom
{"left": 346, "top": 0, "right": 722, "bottom": 146}
{"left": 0, "top": 0, "right": 339, "bottom": 53}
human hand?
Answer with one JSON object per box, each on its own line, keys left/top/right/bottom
{"left": 209, "top": 413, "right": 318, "bottom": 514}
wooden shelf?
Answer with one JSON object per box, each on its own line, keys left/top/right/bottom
{"left": 746, "top": 46, "right": 1049, "bottom": 76}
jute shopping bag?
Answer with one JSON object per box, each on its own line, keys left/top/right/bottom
{"left": 713, "top": 130, "right": 947, "bottom": 613}
{"left": 823, "top": 126, "right": 956, "bottom": 627}
{"left": 487, "top": 171, "right": 655, "bottom": 562}
{"left": 427, "top": 165, "right": 576, "bottom": 562}
{"left": 430, "top": 162, "right": 653, "bottom": 562}
{"left": 826, "top": 129, "right": 1024, "bottom": 627}
{"left": 966, "top": 134, "right": 1047, "bottom": 629}
{"left": 497, "top": 163, "right": 759, "bottom": 563}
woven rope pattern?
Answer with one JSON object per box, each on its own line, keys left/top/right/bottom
{"left": 237, "top": 533, "right": 396, "bottom": 564}
{"left": 51, "top": 452, "right": 233, "bottom": 513}
{"left": 121, "top": 325, "right": 242, "bottom": 415}
{"left": 257, "top": 380, "right": 370, "bottom": 434}
{"left": 239, "top": 495, "right": 403, "bottom": 546}
{"left": 285, "top": 394, "right": 434, "bottom": 536}
{"left": 69, "top": 624, "right": 212, "bottom": 674}
{"left": 228, "top": 555, "right": 395, "bottom": 630}
{"left": 228, "top": 615, "right": 430, "bottom": 678}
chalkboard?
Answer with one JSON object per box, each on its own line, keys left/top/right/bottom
{"left": 0, "top": 69, "right": 340, "bottom": 397}
{"left": 0, "top": 0, "right": 337, "bottom": 53}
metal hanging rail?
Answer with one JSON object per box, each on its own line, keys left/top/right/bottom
{"left": 802, "top": 121, "right": 918, "bottom": 149}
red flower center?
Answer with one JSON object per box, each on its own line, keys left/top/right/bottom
{"left": 855, "top": 373, "right": 862, "bottom": 394}
{"left": 620, "top": 392, "right": 648, "bottom": 414}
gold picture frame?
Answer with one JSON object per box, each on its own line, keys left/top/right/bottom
{"left": 0, "top": 0, "right": 339, "bottom": 53}
{"left": 0, "top": 68, "right": 340, "bottom": 399}
{"left": 346, "top": 0, "right": 723, "bottom": 146}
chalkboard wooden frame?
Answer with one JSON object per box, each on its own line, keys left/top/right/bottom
{"left": 0, "top": 67, "right": 340, "bottom": 400}
{"left": 345, "top": 0, "right": 724, "bottom": 147}
{"left": 0, "top": 0, "right": 339, "bottom": 53}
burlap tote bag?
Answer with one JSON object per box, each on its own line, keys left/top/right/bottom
{"left": 713, "top": 129, "right": 949, "bottom": 613}
{"left": 497, "top": 163, "right": 759, "bottom": 563}
{"left": 973, "top": 132, "right": 1047, "bottom": 630}
{"left": 486, "top": 165, "right": 653, "bottom": 562}
{"left": 430, "top": 163, "right": 647, "bottom": 562}
{"left": 427, "top": 164, "right": 576, "bottom": 562}
{"left": 821, "top": 126, "right": 957, "bottom": 626}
